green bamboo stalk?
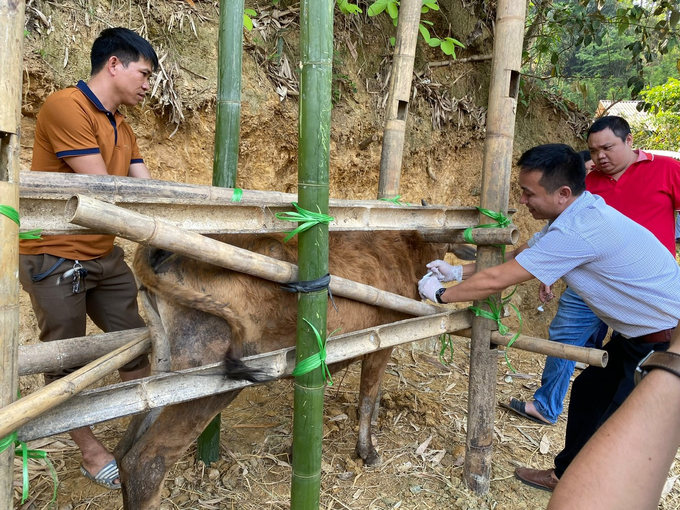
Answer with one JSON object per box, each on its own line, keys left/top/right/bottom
{"left": 212, "top": 0, "right": 244, "bottom": 188}
{"left": 290, "top": 0, "right": 333, "bottom": 507}
{"left": 199, "top": 0, "right": 246, "bottom": 464}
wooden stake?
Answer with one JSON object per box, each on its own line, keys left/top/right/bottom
{"left": 0, "top": 0, "right": 25, "bottom": 506}
{"left": 377, "top": 0, "right": 421, "bottom": 199}
{"left": 464, "top": 0, "right": 526, "bottom": 494}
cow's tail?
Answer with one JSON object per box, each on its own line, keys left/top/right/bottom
{"left": 133, "top": 246, "right": 246, "bottom": 343}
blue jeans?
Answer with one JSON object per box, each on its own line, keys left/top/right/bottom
{"left": 532, "top": 287, "right": 609, "bottom": 423}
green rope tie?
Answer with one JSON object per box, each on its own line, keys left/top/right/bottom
{"left": 439, "top": 333, "right": 454, "bottom": 366}
{"left": 231, "top": 188, "right": 243, "bottom": 202}
{"left": 291, "top": 319, "right": 337, "bottom": 386}
{"left": 0, "top": 205, "right": 42, "bottom": 240}
{"left": 274, "top": 203, "right": 335, "bottom": 242}
{"left": 463, "top": 207, "right": 511, "bottom": 259}
{"left": 0, "top": 431, "right": 58, "bottom": 505}
{"left": 468, "top": 288, "right": 523, "bottom": 373}
{"left": 378, "top": 195, "right": 411, "bottom": 206}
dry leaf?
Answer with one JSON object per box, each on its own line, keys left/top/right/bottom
{"left": 539, "top": 434, "right": 551, "bottom": 454}
{"left": 415, "top": 434, "right": 433, "bottom": 456}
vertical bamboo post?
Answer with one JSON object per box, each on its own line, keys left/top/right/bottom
{"left": 377, "top": 0, "right": 421, "bottom": 199}
{"left": 463, "top": 0, "right": 525, "bottom": 494}
{"left": 0, "top": 0, "right": 25, "bottom": 506}
{"left": 290, "top": 0, "right": 332, "bottom": 507}
{"left": 198, "top": 0, "right": 247, "bottom": 465}
{"left": 212, "top": 0, "right": 244, "bottom": 188}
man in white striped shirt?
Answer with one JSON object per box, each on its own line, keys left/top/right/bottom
{"left": 418, "top": 143, "right": 680, "bottom": 492}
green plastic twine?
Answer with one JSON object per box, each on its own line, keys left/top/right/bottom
{"left": 468, "top": 291, "right": 523, "bottom": 373}
{"left": 0, "top": 431, "right": 58, "bottom": 505}
{"left": 231, "top": 188, "right": 243, "bottom": 202}
{"left": 0, "top": 205, "right": 42, "bottom": 240}
{"left": 378, "top": 195, "right": 411, "bottom": 206}
{"left": 439, "top": 334, "right": 454, "bottom": 366}
{"left": 463, "top": 207, "right": 511, "bottom": 259}
{"left": 274, "top": 202, "right": 335, "bottom": 242}
{"left": 291, "top": 319, "right": 336, "bottom": 386}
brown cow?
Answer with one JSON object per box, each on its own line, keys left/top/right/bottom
{"left": 116, "top": 231, "right": 446, "bottom": 509}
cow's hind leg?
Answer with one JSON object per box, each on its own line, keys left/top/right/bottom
{"left": 355, "top": 348, "right": 393, "bottom": 466}
{"left": 119, "top": 391, "right": 241, "bottom": 510}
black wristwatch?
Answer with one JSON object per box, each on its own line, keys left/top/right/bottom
{"left": 435, "top": 287, "right": 446, "bottom": 304}
{"left": 634, "top": 351, "right": 680, "bottom": 385}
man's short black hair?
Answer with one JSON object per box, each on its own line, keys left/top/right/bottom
{"left": 579, "top": 149, "right": 592, "bottom": 163}
{"left": 587, "top": 116, "right": 631, "bottom": 142}
{"left": 517, "top": 144, "right": 586, "bottom": 195}
{"left": 91, "top": 27, "right": 158, "bottom": 76}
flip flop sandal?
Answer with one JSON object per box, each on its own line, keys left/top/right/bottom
{"left": 499, "top": 398, "right": 553, "bottom": 426}
{"left": 80, "top": 459, "right": 122, "bottom": 490}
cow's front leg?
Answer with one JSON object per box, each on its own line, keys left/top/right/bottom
{"left": 354, "top": 348, "right": 392, "bottom": 466}
{"left": 119, "top": 391, "right": 240, "bottom": 510}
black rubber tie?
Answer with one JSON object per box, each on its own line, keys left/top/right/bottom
{"left": 280, "top": 273, "right": 338, "bottom": 312}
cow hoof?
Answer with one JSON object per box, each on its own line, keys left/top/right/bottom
{"left": 355, "top": 446, "right": 381, "bottom": 467}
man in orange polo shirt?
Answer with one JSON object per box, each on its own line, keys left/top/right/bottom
{"left": 20, "top": 27, "right": 158, "bottom": 490}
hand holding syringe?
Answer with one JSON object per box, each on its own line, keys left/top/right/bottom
{"left": 537, "top": 282, "right": 555, "bottom": 312}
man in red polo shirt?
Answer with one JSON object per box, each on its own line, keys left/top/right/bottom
{"left": 19, "top": 27, "right": 158, "bottom": 490}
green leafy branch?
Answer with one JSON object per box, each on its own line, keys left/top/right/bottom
{"left": 367, "top": 0, "right": 466, "bottom": 58}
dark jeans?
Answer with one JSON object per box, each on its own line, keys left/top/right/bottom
{"left": 553, "top": 333, "right": 669, "bottom": 478}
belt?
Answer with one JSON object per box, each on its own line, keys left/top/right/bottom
{"left": 636, "top": 328, "right": 675, "bottom": 344}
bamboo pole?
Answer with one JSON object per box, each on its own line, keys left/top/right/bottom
{"left": 18, "top": 328, "right": 150, "bottom": 376}
{"left": 212, "top": 0, "right": 243, "bottom": 188}
{"left": 200, "top": 0, "right": 247, "bottom": 464}
{"left": 377, "top": 0, "right": 421, "bottom": 199}
{"left": 422, "top": 226, "right": 519, "bottom": 246}
{"left": 21, "top": 171, "right": 500, "bottom": 236}
{"left": 455, "top": 329, "right": 608, "bottom": 367}
{"left": 291, "top": 0, "right": 333, "bottom": 507}
{"left": 66, "top": 195, "right": 442, "bottom": 317}
{"left": 0, "top": 0, "right": 25, "bottom": 505}
{"left": 0, "top": 334, "right": 150, "bottom": 445}
{"left": 464, "top": 0, "right": 526, "bottom": 494}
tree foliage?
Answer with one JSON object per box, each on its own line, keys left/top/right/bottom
{"left": 630, "top": 78, "right": 680, "bottom": 150}
{"left": 523, "top": 0, "right": 680, "bottom": 112}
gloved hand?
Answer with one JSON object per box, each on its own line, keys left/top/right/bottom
{"left": 418, "top": 273, "right": 444, "bottom": 303}
{"left": 426, "top": 260, "right": 463, "bottom": 282}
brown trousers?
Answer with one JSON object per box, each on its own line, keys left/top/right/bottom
{"left": 19, "top": 246, "right": 148, "bottom": 383}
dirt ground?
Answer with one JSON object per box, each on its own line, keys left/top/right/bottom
{"left": 11, "top": 0, "right": 680, "bottom": 508}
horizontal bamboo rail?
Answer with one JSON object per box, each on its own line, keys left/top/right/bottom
{"left": 15, "top": 308, "right": 608, "bottom": 441}
{"left": 19, "top": 172, "right": 517, "bottom": 243}
{"left": 0, "top": 333, "right": 150, "bottom": 440}
{"left": 455, "top": 329, "right": 608, "bottom": 367}
{"left": 18, "top": 328, "right": 150, "bottom": 376}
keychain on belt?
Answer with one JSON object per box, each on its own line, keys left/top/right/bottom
{"left": 56, "top": 260, "right": 88, "bottom": 293}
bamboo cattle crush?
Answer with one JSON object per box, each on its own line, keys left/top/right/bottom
{"left": 13, "top": 308, "right": 607, "bottom": 443}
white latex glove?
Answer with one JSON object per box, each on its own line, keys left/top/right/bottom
{"left": 418, "top": 274, "right": 444, "bottom": 303}
{"left": 426, "top": 260, "right": 463, "bottom": 282}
